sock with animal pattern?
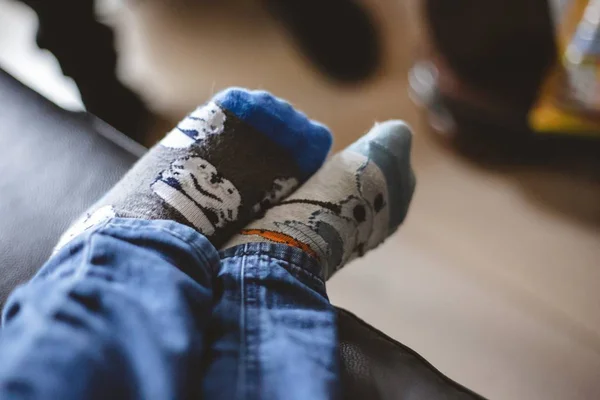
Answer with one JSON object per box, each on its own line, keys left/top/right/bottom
{"left": 223, "top": 121, "right": 415, "bottom": 279}
{"left": 55, "top": 88, "right": 332, "bottom": 251}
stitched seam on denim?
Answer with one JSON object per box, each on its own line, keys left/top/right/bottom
{"left": 221, "top": 251, "right": 323, "bottom": 284}
{"left": 237, "top": 252, "right": 247, "bottom": 400}
{"left": 242, "top": 252, "right": 261, "bottom": 399}
{"left": 221, "top": 253, "right": 325, "bottom": 289}
{"left": 30, "top": 218, "right": 114, "bottom": 332}
{"left": 44, "top": 218, "right": 111, "bottom": 282}
{"left": 73, "top": 218, "right": 113, "bottom": 282}
{"left": 100, "top": 220, "right": 218, "bottom": 273}
{"left": 261, "top": 254, "right": 327, "bottom": 297}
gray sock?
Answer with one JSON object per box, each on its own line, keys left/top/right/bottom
{"left": 223, "top": 121, "right": 415, "bottom": 280}
{"left": 55, "top": 88, "right": 332, "bottom": 251}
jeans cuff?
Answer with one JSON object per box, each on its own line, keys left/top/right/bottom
{"left": 106, "top": 218, "right": 221, "bottom": 268}
{"left": 50, "top": 217, "right": 222, "bottom": 280}
{"left": 220, "top": 242, "right": 326, "bottom": 294}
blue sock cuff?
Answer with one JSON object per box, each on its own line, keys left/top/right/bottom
{"left": 213, "top": 88, "right": 332, "bottom": 178}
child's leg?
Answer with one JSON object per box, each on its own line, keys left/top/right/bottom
{"left": 203, "top": 243, "right": 338, "bottom": 400}
{"left": 0, "top": 219, "right": 219, "bottom": 400}
{"left": 0, "top": 89, "right": 332, "bottom": 400}
{"left": 204, "top": 122, "right": 415, "bottom": 400}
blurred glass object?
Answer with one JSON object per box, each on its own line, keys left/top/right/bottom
{"left": 408, "top": 61, "right": 456, "bottom": 136}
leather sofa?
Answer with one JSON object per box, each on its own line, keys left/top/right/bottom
{"left": 0, "top": 68, "right": 484, "bottom": 399}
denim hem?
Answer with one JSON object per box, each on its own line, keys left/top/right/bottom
{"left": 96, "top": 218, "right": 222, "bottom": 275}
{"left": 220, "top": 242, "right": 326, "bottom": 294}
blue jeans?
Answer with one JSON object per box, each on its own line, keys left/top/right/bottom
{"left": 0, "top": 219, "right": 338, "bottom": 400}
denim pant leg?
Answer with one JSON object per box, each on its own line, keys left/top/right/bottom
{"left": 203, "top": 243, "right": 339, "bottom": 400}
{"left": 0, "top": 218, "right": 220, "bottom": 400}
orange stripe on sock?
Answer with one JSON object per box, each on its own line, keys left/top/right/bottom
{"left": 241, "top": 229, "right": 317, "bottom": 259}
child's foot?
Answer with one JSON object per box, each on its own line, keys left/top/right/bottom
{"left": 223, "top": 121, "right": 415, "bottom": 279}
{"left": 55, "top": 88, "right": 332, "bottom": 250}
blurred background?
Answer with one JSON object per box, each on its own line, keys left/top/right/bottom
{"left": 1, "top": 0, "right": 599, "bottom": 398}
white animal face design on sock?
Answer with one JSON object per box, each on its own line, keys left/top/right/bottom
{"left": 160, "top": 102, "right": 227, "bottom": 148}
{"left": 151, "top": 156, "right": 241, "bottom": 236}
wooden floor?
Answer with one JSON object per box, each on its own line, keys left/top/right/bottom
{"left": 2, "top": 0, "right": 600, "bottom": 398}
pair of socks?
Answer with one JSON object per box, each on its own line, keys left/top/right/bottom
{"left": 56, "top": 88, "right": 415, "bottom": 279}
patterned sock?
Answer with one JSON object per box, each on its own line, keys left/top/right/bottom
{"left": 55, "top": 88, "right": 332, "bottom": 251}
{"left": 223, "top": 121, "right": 415, "bottom": 279}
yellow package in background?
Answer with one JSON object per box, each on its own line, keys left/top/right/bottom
{"left": 530, "top": 0, "right": 600, "bottom": 136}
